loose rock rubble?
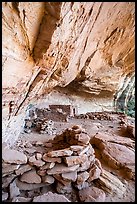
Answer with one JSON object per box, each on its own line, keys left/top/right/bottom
{"left": 2, "top": 125, "right": 104, "bottom": 202}
{"left": 76, "top": 111, "right": 115, "bottom": 121}
{"left": 24, "top": 118, "right": 56, "bottom": 135}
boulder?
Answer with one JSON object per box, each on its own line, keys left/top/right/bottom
{"left": 91, "top": 132, "right": 135, "bottom": 179}
{"left": 75, "top": 133, "right": 90, "bottom": 145}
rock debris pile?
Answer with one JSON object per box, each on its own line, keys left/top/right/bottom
{"left": 76, "top": 111, "right": 114, "bottom": 120}
{"left": 2, "top": 125, "right": 106, "bottom": 202}
{"left": 25, "top": 119, "right": 56, "bottom": 135}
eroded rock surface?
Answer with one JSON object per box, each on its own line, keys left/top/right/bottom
{"left": 79, "top": 186, "right": 106, "bottom": 202}
{"left": 95, "top": 169, "right": 127, "bottom": 197}
{"left": 91, "top": 132, "right": 135, "bottom": 180}
{"left": 2, "top": 2, "right": 135, "bottom": 119}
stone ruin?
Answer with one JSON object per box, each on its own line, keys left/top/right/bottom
{"left": 24, "top": 105, "right": 75, "bottom": 134}
{"left": 2, "top": 125, "right": 106, "bottom": 202}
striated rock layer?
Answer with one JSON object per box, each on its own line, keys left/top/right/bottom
{"left": 2, "top": 2, "right": 135, "bottom": 117}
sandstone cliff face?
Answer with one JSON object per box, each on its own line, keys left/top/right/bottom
{"left": 2, "top": 2, "right": 135, "bottom": 117}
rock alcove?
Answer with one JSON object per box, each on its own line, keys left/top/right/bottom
{"left": 2, "top": 2, "right": 135, "bottom": 202}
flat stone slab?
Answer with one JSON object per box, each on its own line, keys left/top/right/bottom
{"left": 2, "top": 149, "right": 27, "bottom": 164}
{"left": 33, "top": 159, "right": 45, "bottom": 167}
{"left": 85, "top": 144, "right": 95, "bottom": 156}
{"left": 2, "top": 174, "right": 17, "bottom": 188}
{"left": 2, "top": 164, "right": 20, "bottom": 176}
{"left": 79, "top": 186, "right": 106, "bottom": 202}
{"left": 37, "top": 169, "right": 47, "bottom": 176}
{"left": 70, "top": 145, "right": 84, "bottom": 152}
{"left": 20, "top": 170, "right": 41, "bottom": 184}
{"left": 33, "top": 192, "right": 71, "bottom": 202}
{"left": 24, "top": 147, "right": 36, "bottom": 154}
{"left": 47, "top": 163, "right": 79, "bottom": 175}
{"left": 78, "top": 145, "right": 90, "bottom": 155}
{"left": 91, "top": 132, "right": 135, "bottom": 148}
{"left": 47, "top": 148, "right": 73, "bottom": 157}
{"left": 64, "top": 154, "right": 88, "bottom": 167}
{"left": 15, "top": 178, "right": 47, "bottom": 191}
{"left": 15, "top": 164, "right": 32, "bottom": 175}
{"left": 62, "top": 171, "right": 77, "bottom": 182}
{"left": 36, "top": 153, "right": 42, "bottom": 160}
{"left": 42, "top": 154, "right": 62, "bottom": 163}
{"left": 42, "top": 175, "right": 55, "bottom": 184}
